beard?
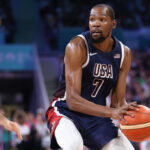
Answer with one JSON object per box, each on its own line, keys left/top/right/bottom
{"left": 90, "top": 31, "right": 110, "bottom": 43}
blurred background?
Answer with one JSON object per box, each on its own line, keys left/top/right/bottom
{"left": 0, "top": 0, "right": 150, "bottom": 150}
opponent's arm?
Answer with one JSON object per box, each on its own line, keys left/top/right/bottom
{"left": 65, "top": 37, "right": 136, "bottom": 119}
{"left": 0, "top": 113, "right": 23, "bottom": 140}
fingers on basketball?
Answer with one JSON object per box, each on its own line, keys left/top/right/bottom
{"left": 120, "top": 105, "right": 150, "bottom": 142}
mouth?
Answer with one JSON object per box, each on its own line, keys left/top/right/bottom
{"left": 92, "top": 30, "right": 102, "bottom": 37}
{"left": 92, "top": 32, "right": 101, "bottom": 36}
{"left": 92, "top": 28, "right": 102, "bottom": 33}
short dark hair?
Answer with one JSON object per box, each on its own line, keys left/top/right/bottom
{"left": 91, "top": 4, "right": 115, "bottom": 20}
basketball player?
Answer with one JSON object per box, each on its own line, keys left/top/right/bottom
{"left": 46, "top": 4, "right": 139, "bottom": 150}
{"left": 0, "top": 113, "right": 23, "bottom": 140}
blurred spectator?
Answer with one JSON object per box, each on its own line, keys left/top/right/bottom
{"left": 15, "top": 111, "right": 30, "bottom": 150}
{"left": 0, "top": 109, "right": 10, "bottom": 150}
{"left": 10, "top": 108, "right": 52, "bottom": 150}
{"left": 11, "top": 109, "right": 44, "bottom": 150}
{"left": 26, "top": 112, "right": 36, "bottom": 130}
{"left": 0, "top": 0, "right": 15, "bottom": 43}
{"left": 35, "top": 108, "right": 50, "bottom": 150}
{"left": 0, "top": 108, "right": 5, "bottom": 150}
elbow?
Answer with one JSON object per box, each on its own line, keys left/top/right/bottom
{"left": 66, "top": 92, "right": 78, "bottom": 110}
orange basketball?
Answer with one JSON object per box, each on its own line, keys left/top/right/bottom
{"left": 120, "top": 105, "right": 150, "bottom": 142}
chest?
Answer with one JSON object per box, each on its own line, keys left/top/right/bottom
{"left": 82, "top": 53, "right": 121, "bottom": 85}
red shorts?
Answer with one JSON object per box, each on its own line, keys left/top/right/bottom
{"left": 46, "top": 97, "right": 62, "bottom": 138}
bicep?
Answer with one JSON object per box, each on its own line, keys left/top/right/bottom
{"left": 65, "top": 58, "right": 82, "bottom": 95}
{"left": 65, "top": 39, "right": 86, "bottom": 97}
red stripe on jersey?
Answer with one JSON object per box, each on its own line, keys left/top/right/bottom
{"left": 46, "top": 97, "right": 62, "bottom": 138}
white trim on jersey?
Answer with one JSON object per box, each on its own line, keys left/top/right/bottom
{"left": 52, "top": 92, "right": 66, "bottom": 117}
{"left": 119, "top": 41, "right": 124, "bottom": 68}
{"left": 119, "top": 41, "right": 125, "bottom": 69}
{"left": 77, "top": 35, "right": 90, "bottom": 68}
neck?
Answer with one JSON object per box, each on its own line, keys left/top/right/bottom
{"left": 93, "top": 36, "right": 114, "bottom": 53}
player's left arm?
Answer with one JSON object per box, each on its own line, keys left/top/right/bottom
{"left": 110, "top": 45, "right": 133, "bottom": 108}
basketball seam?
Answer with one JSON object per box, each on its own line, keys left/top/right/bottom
{"left": 120, "top": 122, "right": 150, "bottom": 130}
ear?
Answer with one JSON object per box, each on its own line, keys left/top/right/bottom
{"left": 112, "top": 19, "right": 117, "bottom": 29}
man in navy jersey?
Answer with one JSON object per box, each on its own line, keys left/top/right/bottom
{"left": 46, "top": 4, "right": 138, "bottom": 150}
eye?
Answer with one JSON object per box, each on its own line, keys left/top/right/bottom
{"left": 100, "top": 18, "right": 106, "bottom": 22}
{"left": 89, "top": 17, "right": 95, "bottom": 22}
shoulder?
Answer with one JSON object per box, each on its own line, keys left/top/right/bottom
{"left": 123, "top": 44, "right": 131, "bottom": 58}
{"left": 65, "top": 36, "right": 87, "bottom": 60}
{"left": 120, "top": 43, "right": 132, "bottom": 71}
{"left": 120, "top": 42, "right": 131, "bottom": 60}
{"left": 65, "top": 36, "right": 87, "bottom": 65}
{"left": 119, "top": 40, "right": 131, "bottom": 57}
{"left": 66, "top": 36, "right": 86, "bottom": 51}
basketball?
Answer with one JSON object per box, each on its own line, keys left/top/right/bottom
{"left": 120, "top": 105, "right": 150, "bottom": 142}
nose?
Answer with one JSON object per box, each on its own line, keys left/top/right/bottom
{"left": 92, "top": 20, "right": 101, "bottom": 27}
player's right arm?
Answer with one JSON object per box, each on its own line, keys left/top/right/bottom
{"left": 65, "top": 36, "right": 136, "bottom": 119}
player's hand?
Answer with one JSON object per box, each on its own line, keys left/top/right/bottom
{"left": 5, "top": 120, "right": 23, "bottom": 140}
{"left": 110, "top": 102, "right": 139, "bottom": 124}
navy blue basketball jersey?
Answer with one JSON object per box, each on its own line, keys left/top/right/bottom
{"left": 54, "top": 31, "right": 124, "bottom": 104}
{"left": 52, "top": 31, "right": 125, "bottom": 149}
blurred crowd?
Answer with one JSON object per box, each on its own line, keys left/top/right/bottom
{"left": 125, "top": 47, "right": 150, "bottom": 150}
{"left": 0, "top": 107, "right": 51, "bottom": 150}
{"left": 39, "top": 0, "right": 150, "bottom": 50}
{"left": 126, "top": 48, "right": 150, "bottom": 107}
{"left": 0, "top": 0, "right": 15, "bottom": 43}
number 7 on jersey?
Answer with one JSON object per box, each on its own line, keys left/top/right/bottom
{"left": 91, "top": 78, "right": 104, "bottom": 97}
